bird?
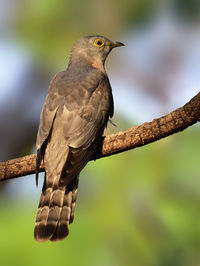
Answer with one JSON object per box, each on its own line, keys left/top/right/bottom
{"left": 34, "top": 35, "right": 124, "bottom": 242}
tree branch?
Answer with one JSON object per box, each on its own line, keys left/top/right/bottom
{"left": 0, "top": 92, "right": 200, "bottom": 182}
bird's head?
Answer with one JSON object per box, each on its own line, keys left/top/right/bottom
{"left": 69, "top": 35, "right": 124, "bottom": 71}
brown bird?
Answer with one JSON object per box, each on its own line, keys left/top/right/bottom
{"left": 34, "top": 35, "right": 124, "bottom": 242}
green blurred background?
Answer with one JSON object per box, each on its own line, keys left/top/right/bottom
{"left": 0, "top": 0, "right": 200, "bottom": 265}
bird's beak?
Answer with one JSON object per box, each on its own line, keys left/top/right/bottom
{"left": 111, "top": 41, "right": 125, "bottom": 48}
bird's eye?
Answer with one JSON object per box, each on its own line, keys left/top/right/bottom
{"left": 94, "top": 38, "right": 104, "bottom": 47}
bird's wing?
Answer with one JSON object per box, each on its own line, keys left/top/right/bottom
{"left": 58, "top": 76, "right": 113, "bottom": 185}
{"left": 35, "top": 72, "right": 65, "bottom": 185}
{"left": 36, "top": 71, "right": 112, "bottom": 185}
{"left": 64, "top": 75, "right": 113, "bottom": 147}
{"left": 36, "top": 72, "right": 65, "bottom": 151}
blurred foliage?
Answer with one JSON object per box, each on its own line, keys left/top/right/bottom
{"left": 173, "top": 0, "right": 200, "bottom": 21}
{"left": 0, "top": 126, "right": 200, "bottom": 266}
{"left": 15, "top": 0, "right": 159, "bottom": 68}
{"left": 1, "top": 0, "right": 200, "bottom": 265}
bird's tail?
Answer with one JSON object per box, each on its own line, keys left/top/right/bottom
{"left": 34, "top": 175, "right": 79, "bottom": 242}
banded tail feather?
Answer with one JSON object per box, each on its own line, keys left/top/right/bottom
{"left": 34, "top": 175, "right": 79, "bottom": 242}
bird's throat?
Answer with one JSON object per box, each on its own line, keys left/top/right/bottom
{"left": 91, "top": 60, "right": 106, "bottom": 74}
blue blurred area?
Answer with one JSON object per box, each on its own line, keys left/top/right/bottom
{"left": 0, "top": 0, "right": 200, "bottom": 265}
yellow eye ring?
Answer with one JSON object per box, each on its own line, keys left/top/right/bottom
{"left": 94, "top": 38, "right": 104, "bottom": 47}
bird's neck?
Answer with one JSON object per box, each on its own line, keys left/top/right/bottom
{"left": 91, "top": 59, "right": 106, "bottom": 74}
{"left": 68, "top": 53, "right": 106, "bottom": 74}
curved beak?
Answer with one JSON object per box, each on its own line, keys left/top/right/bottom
{"left": 112, "top": 41, "right": 125, "bottom": 48}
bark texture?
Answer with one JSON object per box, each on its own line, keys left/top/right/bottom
{"left": 0, "top": 92, "right": 199, "bottom": 182}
